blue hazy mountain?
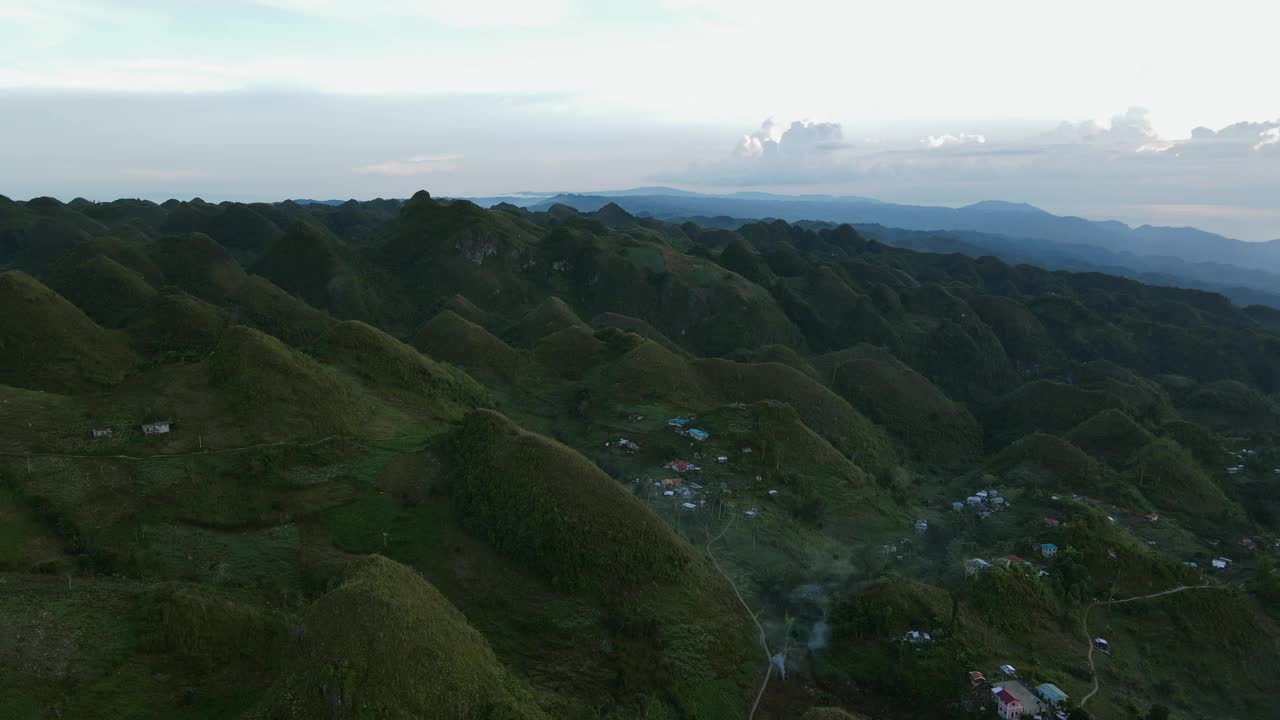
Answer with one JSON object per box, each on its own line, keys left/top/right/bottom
{"left": 496, "top": 190, "right": 1280, "bottom": 306}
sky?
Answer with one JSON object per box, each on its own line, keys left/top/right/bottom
{"left": 1, "top": 0, "right": 1278, "bottom": 239}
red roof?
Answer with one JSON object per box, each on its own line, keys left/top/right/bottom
{"left": 995, "top": 689, "right": 1020, "bottom": 706}
{"left": 1005, "top": 554, "right": 1023, "bottom": 563}
{"left": 1043, "top": 517, "right": 1061, "bottom": 526}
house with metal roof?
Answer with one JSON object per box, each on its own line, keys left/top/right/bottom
{"left": 1035, "top": 683, "right": 1068, "bottom": 707}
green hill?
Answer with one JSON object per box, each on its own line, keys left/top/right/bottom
{"left": 0, "top": 271, "right": 135, "bottom": 391}
{"left": 514, "top": 296, "right": 588, "bottom": 346}
{"left": 696, "top": 358, "right": 896, "bottom": 475}
{"left": 128, "top": 288, "right": 230, "bottom": 355}
{"left": 46, "top": 254, "right": 157, "bottom": 328}
{"left": 205, "top": 325, "right": 381, "bottom": 438}
{"left": 533, "top": 325, "right": 608, "bottom": 379}
{"left": 828, "top": 345, "right": 981, "bottom": 464}
{"left": 317, "top": 319, "right": 491, "bottom": 414}
{"left": 1066, "top": 408, "right": 1154, "bottom": 465}
{"left": 447, "top": 409, "right": 692, "bottom": 591}
{"left": 260, "top": 555, "right": 547, "bottom": 720}
{"left": 4, "top": 194, "right": 1280, "bottom": 720}
{"left": 412, "top": 309, "right": 523, "bottom": 380}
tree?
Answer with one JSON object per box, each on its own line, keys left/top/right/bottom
{"left": 1146, "top": 705, "right": 1171, "bottom": 720}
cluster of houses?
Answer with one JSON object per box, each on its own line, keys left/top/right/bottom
{"left": 653, "top": 474, "right": 706, "bottom": 511}
{"left": 1226, "top": 448, "right": 1257, "bottom": 475}
{"left": 89, "top": 420, "right": 172, "bottom": 439}
{"left": 902, "top": 630, "right": 932, "bottom": 644}
{"left": 971, "top": 665, "right": 1071, "bottom": 720}
{"left": 605, "top": 437, "right": 641, "bottom": 453}
{"left": 667, "top": 417, "right": 709, "bottom": 442}
{"left": 953, "top": 488, "right": 1007, "bottom": 518}
{"left": 965, "top": 550, "right": 1053, "bottom": 577}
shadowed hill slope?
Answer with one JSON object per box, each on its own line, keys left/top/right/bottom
{"left": 259, "top": 555, "right": 548, "bottom": 720}
{"left": 0, "top": 270, "right": 136, "bottom": 391}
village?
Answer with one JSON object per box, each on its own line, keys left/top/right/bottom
{"left": 606, "top": 413, "right": 782, "bottom": 523}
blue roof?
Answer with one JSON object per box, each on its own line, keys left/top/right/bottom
{"left": 686, "top": 428, "right": 709, "bottom": 440}
{"left": 667, "top": 417, "right": 689, "bottom": 426}
{"left": 1042, "top": 543, "right": 1058, "bottom": 550}
{"left": 1036, "top": 683, "right": 1068, "bottom": 704}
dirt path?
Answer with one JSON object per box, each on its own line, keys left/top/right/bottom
{"left": 706, "top": 514, "right": 772, "bottom": 720}
{"left": 1080, "top": 583, "right": 1221, "bottom": 707}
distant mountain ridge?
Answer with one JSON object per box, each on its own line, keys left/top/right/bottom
{"left": 471, "top": 189, "right": 1280, "bottom": 306}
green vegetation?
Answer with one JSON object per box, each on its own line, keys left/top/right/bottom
{"left": 2, "top": 193, "right": 1280, "bottom": 720}
{"left": 447, "top": 410, "right": 691, "bottom": 591}
{"left": 259, "top": 555, "right": 547, "bottom": 720}
{"left": 205, "top": 325, "right": 381, "bottom": 438}
{"left": 0, "top": 270, "right": 136, "bottom": 391}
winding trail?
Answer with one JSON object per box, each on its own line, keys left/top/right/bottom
{"left": 706, "top": 514, "right": 772, "bottom": 720}
{"left": 1079, "top": 582, "right": 1222, "bottom": 707}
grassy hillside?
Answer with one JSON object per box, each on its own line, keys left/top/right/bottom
{"left": 205, "top": 325, "right": 383, "bottom": 438}
{"left": 2, "top": 194, "right": 1280, "bottom": 720}
{"left": 259, "top": 555, "right": 546, "bottom": 720}
{"left": 447, "top": 409, "right": 693, "bottom": 591}
{"left": 0, "top": 270, "right": 136, "bottom": 391}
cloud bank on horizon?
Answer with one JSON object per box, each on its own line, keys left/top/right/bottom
{"left": 663, "top": 109, "right": 1280, "bottom": 239}
{"left": 0, "top": 0, "right": 1278, "bottom": 239}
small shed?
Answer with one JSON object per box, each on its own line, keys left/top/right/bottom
{"left": 969, "top": 670, "right": 987, "bottom": 687}
{"left": 685, "top": 428, "right": 709, "bottom": 441}
{"left": 141, "top": 420, "right": 172, "bottom": 435}
{"left": 1043, "top": 517, "right": 1061, "bottom": 527}
{"left": 667, "top": 417, "right": 689, "bottom": 427}
{"left": 965, "top": 558, "right": 992, "bottom": 575}
{"left": 998, "top": 663, "right": 1017, "bottom": 677}
{"left": 914, "top": 520, "right": 929, "bottom": 534}
{"left": 951, "top": 501, "right": 965, "bottom": 511}
{"left": 1039, "top": 543, "right": 1058, "bottom": 558}
{"left": 90, "top": 428, "right": 113, "bottom": 439}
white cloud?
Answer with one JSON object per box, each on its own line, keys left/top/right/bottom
{"left": 1042, "top": 107, "right": 1157, "bottom": 145}
{"left": 1255, "top": 127, "right": 1280, "bottom": 151}
{"left": 121, "top": 167, "right": 206, "bottom": 180}
{"left": 254, "top": 0, "right": 568, "bottom": 27}
{"left": 667, "top": 110, "right": 1280, "bottom": 239}
{"left": 922, "top": 133, "right": 986, "bottom": 149}
{"left": 353, "top": 154, "right": 461, "bottom": 176}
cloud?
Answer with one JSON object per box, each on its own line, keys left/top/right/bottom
{"left": 352, "top": 154, "right": 461, "bottom": 176}
{"left": 1254, "top": 126, "right": 1279, "bottom": 151}
{"left": 254, "top": 0, "right": 568, "bottom": 27}
{"left": 665, "top": 110, "right": 1280, "bottom": 239}
{"left": 120, "top": 167, "right": 206, "bottom": 180}
{"left": 922, "top": 133, "right": 986, "bottom": 149}
{"left": 1042, "top": 107, "right": 1157, "bottom": 145}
